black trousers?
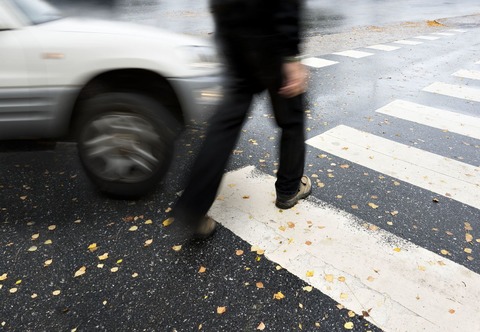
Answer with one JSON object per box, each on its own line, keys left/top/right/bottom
{"left": 173, "top": 34, "right": 305, "bottom": 227}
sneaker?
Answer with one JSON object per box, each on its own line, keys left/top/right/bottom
{"left": 275, "top": 175, "right": 312, "bottom": 209}
{"left": 193, "top": 216, "right": 217, "bottom": 239}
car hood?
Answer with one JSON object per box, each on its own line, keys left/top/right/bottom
{"left": 37, "top": 17, "right": 211, "bottom": 47}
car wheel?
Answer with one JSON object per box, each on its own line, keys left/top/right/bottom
{"left": 76, "top": 93, "right": 180, "bottom": 198}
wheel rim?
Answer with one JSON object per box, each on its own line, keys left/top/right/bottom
{"left": 80, "top": 113, "right": 166, "bottom": 183}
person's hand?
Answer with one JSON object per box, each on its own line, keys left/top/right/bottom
{"left": 278, "top": 61, "right": 308, "bottom": 98}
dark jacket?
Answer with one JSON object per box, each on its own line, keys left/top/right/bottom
{"left": 210, "top": 0, "right": 302, "bottom": 58}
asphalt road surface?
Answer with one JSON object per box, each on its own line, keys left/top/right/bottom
{"left": 1, "top": 3, "right": 480, "bottom": 332}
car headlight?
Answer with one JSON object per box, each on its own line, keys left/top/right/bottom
{"left": 177, "top": 45, "right": 221, "bottom": 69}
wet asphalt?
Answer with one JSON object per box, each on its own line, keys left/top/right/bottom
{"left": 2, "top": 1, "right": 480, "bottom": 331}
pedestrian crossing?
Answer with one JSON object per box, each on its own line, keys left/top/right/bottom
{"left": 213, "top": 32, "right": 480, "bottom": 332}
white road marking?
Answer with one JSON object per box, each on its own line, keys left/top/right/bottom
{"left": 375, "top": 100, "right": 480, "bottom": 140}
{"left": 432, "top": 32, "right": 455, "bottom": 36}
{"left": 301, "top": 57, "right": 338, "bottom": 68}
{"left": 306, "top": 125, "right": 480, "bottom": 209}
{"left": 210, "top": 166, "right": 480, "bottom": 332}
{"left": 448, "top": 29, "right": 467, "bottom": 33}
{"left": 414, "top": 35, "right": 440, "bottom": 40}
{"left": 393, "top": 40, "right": 423, "bottom": 45}
{"left": 332, "top": 50, "right": 374, "bottom": 58}
{"left": 365, "top": 44, "right": 400, "bottom": 51}
{"left": 423, "top": 82, "right": 480, "bottom": 102}
{"left": 452, "top": 69, "right": 480, "bottom": 80}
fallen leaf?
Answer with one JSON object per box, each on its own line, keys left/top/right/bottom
{"left": 235, "top": 250, "right": 244, "bottom": 256}
{"left": 390, "top": 211, "right": 399, "bottom": 216}
{"left": 132, "top": 273, "right": 139, "bottom": 278}
{"left": 31, "top": 293, "right": 38, "bottom": 299}
{"left": 340, "top": 164, "right": 350, "bottom": 169}
{"left": 44, "top": 259, "right": 53, "bottom": 267}
{"left": 275, "top": 265, "right": 282, "bottom": 271}
{"left": 257, "top": 322, "right": 266, "bottom": 330}
{"left": 338, "top": 276, "right": 346, "bottom": 282}
{"left": 98, "top": 253, "right": 109, "bottom": 260}
{"left": 144, "top": 239, "right": 153, "bottom": 247}
{"left": 303, "top": 286, "right": 313, "bottom": 292}
{"left": 74, "top": 266, "right": 86, "bottom": 278}
{"left": 287, "top": 222, "right": 295, "bottom": 228}
{"left": 344, "top": 322, "right": 354, "bottom": 330}
{"left": 20, "top": 195, "right": 27, "bottom": 200}
{"left": 464, "top": 222, "right": 473, "bottom": 231}
{"left": 305, "top": 241, "right": 312, "bottom": 246}
{"left": 324, "top": 274, "right": 334, "bottom": 283}
{"left": 97, "top": 264, "right": 104, "bottom": 268}
{"left": 432, "top": 198, "right": 439, "bottom": 203}
{"left": 0, "top": 273, "right": 7, "bottom": 281}
{"left": 306, "top": 270, "right": 314, "bottom": 277}
{"left": 88, "top": 243, "right": 98, "bottom": 252}
{"left": 116, "top": 259, "right": 122, "bottom": 264}
{"left": 31, "top": 233, "right": 40, "bottom": 240}
{"left": 273, "top": 291, "right": 285, "bottom": 300}
{"left": 440, "top": 249, "right": 450, "bottom": 256}
{"left": 9, "top": 288, "right": 18, "bottom": 293}
{"left": 144, "top": 219, "right": 153, "bottom": 225}
{"left": 128, "top": 225, "right": 138, "bottom": 232}
{"left": 347, "top": 311, "right": 355, "bottom": 318}
{"left": 162, "top": 218, "right": 174, "bottom": 227}
{"left": 393, "top": 247, "right": 401, "bottom": 252}
{"left": 27, "top": 246, "right": 37, "bottom": 252}
{"left": 256, "top": 282, "right": 264, "bottom": 289}
{"left": 367, "top": 276, "right": 375, "bottom": 282}
{"left": 351, "top": 205, "right": 359, "bottom": 209}
{"left": 448, "top": 309, "right": 455, "bottom": 314}
{"left": 198, "top": 266, "right": 207, "bottom": 273}
{"left": 466, "top": 233, "right": 473, "bottom": 242}
{"left": 172, "top": 245, "right": 182, "bottom": 252}
{"left": 464, "top": 248, "right": 472, "bottom": 254}
{"left": 52, "top": 290, "right": 61, "bottom": 296}
{"left": 340, "top": 293, "right": 348, "bottom": 299}
{"left": 48, "top": 225, "right": 56, "bottom": 231}
{"left": 368, "top": 202, "right": 379, "bottom": 209}
{"left": 217, "top": 306, "right": 227, "bottom": 314}
{"left": 44, "top": 239, "right": 52, "bottom": 245}
{"left": 110, "top": 267, "right": 119, "bottom": 273}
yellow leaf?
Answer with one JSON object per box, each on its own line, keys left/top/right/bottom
{"left": 0, "top": 273, "right": 7, "bottom": 281}
{"left": 257, "top": 322, "right": 266, "bottom": 330}
{"left": 351, "top": 205, "right": 359, "bottom": 209}
{"left": 31, "top": 293, "right": 38, "bottom": 299}
{"left": 48, "top": 225, "right": 56, "bottom": 231}
{"left": 368, "top": 202, "right": 379, "bottom": 209}
{"left": 275, "top": 265, "right": 282, "bottom": 271}
{"left": 217, "top": 306, "right": 227, "bottom": 314}
{"left": 256, "top": 282, "right": 264, "bottom": 289}
{"left": 306, "top": 270, "right": 314, "bottom": 277}
{"left": 235, "top": 250, "right": 244, "bottom": 256}
{"left": 31, "top": 233, "right": 40, "bottom": 240}
{"left": 242, "top": 195, "right": 250, "bottom": 199}
{"left": 324, "top": 274, "right": 334, "bottom": 283}
{"left": 98, "top": 253, "right": 109, "bottom": 260}
{"left": 144, "top": 219, "right": 153, "bottom": 225}
{"left": 367, "top": 276, "right": 375, "bottom": 282}
{"left": 440, "top": 249, "right": 450, "bottom": 256}
{"left": 44, "top": 239, "right": 52, "bottom": 245}
{"left": 165, "top": 207, "right": 172, "bottom": 213}
{"left": 172, "top": 245, "right": 182, "bottom": 252}
{"left": 110, "top": 267, "right": 119, "bottom": 273}
{"left": 390, "top": 211, "right": 399, "bottom": 216}
{"left": 20, "top": 195, "right": 27, "bottom": 200}
{"left": 466, "top": 233, "right": 473, "bottom": 242}
{"left": 162, "top": 218, "right": 174, "bottom": 227}
{"left": 9, "top": 287, "right": 18, "bottom": 293}
{"left": 132, "top": 273, "right": 139, "bottom": 278}
{"left": 393, "top": 247, "right": 401, "bottom": 252}
{"left": 273, "top": 291, "right": 285, "bottom": 300}
{"left": 344, "top": 322, "right": 354, "bottom": 330}
{"left": 278, "top": 226, "right": 286, "bottom": 231}
{"left": 144, "top": 239, "right": 153, "bottom": 247}
{"left": 74, "top": 266, "right": 86, "bottom": 278}
{"left": 302, "top": 286, "right": 313, "bottom": 292}
{"left": 28, "top": 246, "right": 37, "bottom": 252}
{"left": 464, "top": 248, "right": 472, "bottom": 254}
{"left": 418, "top": 265, "right": 426, "bottom": 271}
{"left": 347, "top": 311, "right": 355, "bottom": 318}
{"left": 338, "top": 276, "right": 346, "bottom": 282}
{"left": 15, "top": 280, "right": 22, "bottom": 285}
{"left": 287, "top": 222, "right": 295, "bottom": 228}
{"left": 198, "top": 266, "right": 207, "bottom": 273}
{"left": 340, "top": 293, "right": 348, "bottom": 299}
{"left": 97, "top": 264, "right": 104, "bottom": 269}
{"left": 88, "top": 243, "right": 98, "bottom": 252}
{"left": 116, "top": 259, "right": 123, "bottom": 264}
{"left": 128, "top": 225, "right": 138, "bottom": 232}
{"left": 52, "top": 290, "right": 61, "bottom": 296}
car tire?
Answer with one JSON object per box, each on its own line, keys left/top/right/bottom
{"left": 76, "top": 92, "right": 180, "bottom": 198}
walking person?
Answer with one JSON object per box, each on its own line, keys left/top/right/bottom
{"left": 173, "top": 0, "right": 311, "bottom": 238}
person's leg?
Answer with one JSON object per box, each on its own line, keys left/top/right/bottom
{"left": 173, "top": 87, "right": 254, "bottom": 232}
{"left": 269, "top": 90, "right": 306, "bottom": 197}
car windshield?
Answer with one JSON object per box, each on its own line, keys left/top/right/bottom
{"left": 11, "top": 0, "right": 62, "bottom": 25}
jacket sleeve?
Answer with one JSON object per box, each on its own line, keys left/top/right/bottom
{"left": 273, "top": 0, "right": 303, "bottom": 58}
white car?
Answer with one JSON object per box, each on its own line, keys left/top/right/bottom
{"left": 0, "top": 0, "right": 222, "bottom": 197}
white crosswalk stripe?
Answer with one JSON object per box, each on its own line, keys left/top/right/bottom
{"left": 432, "top": 32, "right": 455, "bottom": 36}
{"left": 393, "top": 40, "right": 423, "bottom": 45}
{"left": 306, "top": 125, "right": 480, "bottom": 209}
{"left": 375, "top": 100, "right": 480, "bottom": 140}
{"left": 332, "top": 50, "right": 374, "bottom": 58}
{"left": 210, "top": 166, "right": 480, "bottom": 332}
{"left": 452, "top": 69, "right": 480, "bottom": 80}
{"left": 301, "top": 57, "right": 338, "bottom": 68}
{"left": 365, "top": 44, "right": 400, "bottom": 51}
{"left": 414, "top": 35, "right": 440, "bottom": 40}
{"left": 423, "top": 82, "right": 480, "bottom": 102}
